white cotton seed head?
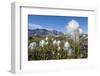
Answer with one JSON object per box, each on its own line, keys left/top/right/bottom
{"left": 66, "top": 19, "right": 79, "bottom": 32}
{"left": 45, "top": 41, "right": 48, "bottom": 45}
{"left": 52, "top": 38, "right": 54, "bottom": 41}
{"left": 80, "top": 54, "right": 83, "bottom": 58}
{"left": 83, "top": 34, "right": 86, "bottom": 37}
{"left": 64, "top": 42, "right": 70, "bottom": 48}
{"left": 57, "top": 53, "right": 60, "bottom": 55}
{"left": 52, "top": 51, "right": 55, "bottom": 55}
{"left": 40, "top": 40, "right": 45, "bottom": 47}
{"left": 57, "top": 46, "right": 61, "bottom": 51}
{"left": 56, "top": 40, "right": 61, "bottom": 46}
{"left": 67, "top": 49, "right": 72, "bottom": 56}
{"left": 29, "top": 44, "right": 33, "bottom": 49}
{"left": 53, "top": 40, "right": 57, "bottom": 46}
{"left": 45, "top": 37, "right": 48, "bottom": 41}
{"left": 64, "top": 42, "right": 70, "bottom": 51}
{"left": 29, "top": 42, "right": 36, "bottom": 49}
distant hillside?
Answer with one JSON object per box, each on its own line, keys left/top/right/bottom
{"left": 28, "top": 29, "right": 64, "bottom": 37}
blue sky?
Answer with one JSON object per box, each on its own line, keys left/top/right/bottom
{"left": 28, "top": 15, "right": 88, "bottom": 33}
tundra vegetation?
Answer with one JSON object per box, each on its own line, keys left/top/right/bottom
{"left": 28, "top": 34, "right": 88, "bottom": 60}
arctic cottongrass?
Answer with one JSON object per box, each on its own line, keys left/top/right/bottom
{"left": 53, "top": 40, "right": 57, "bottom": 46}
{"left": 57, "top": 46, "right": 61, "bottom": 51}
{"left": 29, "top": 42, "right": 37, "bottom": 49}
{"left": 67, "top": 49, "right": 72, "bottom": 56}
{"left": 52, "top": 51, "right": 55, "bottom": 55}
{"left": 56, "top": 40, "right": 61, "bottom": 47}
{"left": 57, "top": 53, "right": 60, "bottom": 55}
{"left": 63, "top": 41, "right": 70, "bottom": 51}
{"left": 45, "top": 41, "right": 48, "bottom": 45}
{"left": 45, "top": 37, "right": 48, "bottom": 41}
{"left": 39, "top": 40, "right": 45, "bottom": 47}
{"left": 51, "top": 38, "right": 54, "bottom": 41}
{"left": 66, "top": 19, "right": 79, "bottom": 32}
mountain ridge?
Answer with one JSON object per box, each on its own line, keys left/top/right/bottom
{"left": 28, "top": 28, "right": 64, "bottom": 37}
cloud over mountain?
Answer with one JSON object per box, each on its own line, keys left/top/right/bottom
{"left": 28, "top": 24, "right": 43, "bottom": 30}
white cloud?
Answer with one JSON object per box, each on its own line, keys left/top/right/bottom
{"left": 28, "top": 24, "right": 54, "bottom": 31}
{"left": 66, "top": 19, "right": 79, "bottom": 32}
{"left": 28, "top": 24, "right": 43, "bottom": 30}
